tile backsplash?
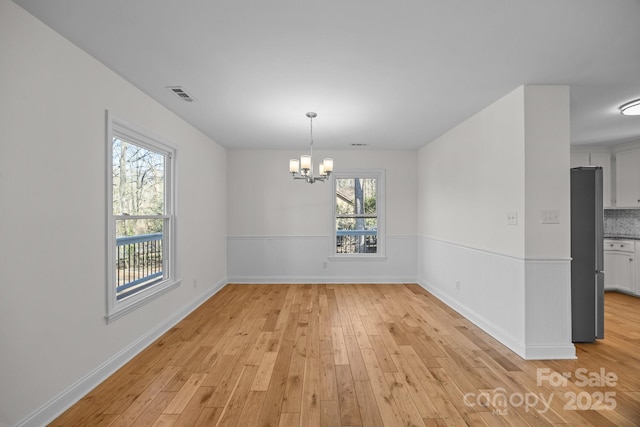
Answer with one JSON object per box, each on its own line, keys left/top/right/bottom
{"left": 604, "top": 209, "right": 640, "bottom": 238}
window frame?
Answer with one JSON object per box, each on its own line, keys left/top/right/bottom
{"left": 329, "top": 168, "right": 386, "bottom": 260}
{"left": 105, "top": 111, "right": 180, "bottom": 323}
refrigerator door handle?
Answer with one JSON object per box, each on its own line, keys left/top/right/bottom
{"left": 596, "top": 271, "right": 605, "bottom": 339}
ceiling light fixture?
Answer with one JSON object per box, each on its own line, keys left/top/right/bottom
{"left": 289, "top": 112, "right": 333, "bottom": 184}
{"left": 620, "top": 98, "right": 640, "bottom": 116}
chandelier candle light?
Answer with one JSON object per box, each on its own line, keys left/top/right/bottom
{"left": 289, "top": 112, "right": 333, "bottom": 183}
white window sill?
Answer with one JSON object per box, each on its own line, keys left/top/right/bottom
{"left": 328, "top": 255, "right": 387, "bottom": 262}
{"left": 105, "top": 279, "right": 181, "bottom": 324}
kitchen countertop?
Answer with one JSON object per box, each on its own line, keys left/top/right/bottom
{"left": 604, "top": 235, "right": 640, "bottom": 240}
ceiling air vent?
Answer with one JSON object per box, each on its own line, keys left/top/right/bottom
{"left": 166, "top": 86, "right": 196, "bottom": 102}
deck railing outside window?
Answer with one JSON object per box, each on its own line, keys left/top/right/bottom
{"left": 115, "top": 233, "right": 163, "bottom": 300}
{"left": 336, "top": 229, "right": 377, "bottom": 254}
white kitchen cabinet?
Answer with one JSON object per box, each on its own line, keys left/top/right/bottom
{"left": 604, "top": 240, "right": 636, "bottom": 294}
{"left": 615, "top": 148, "right": 640, "bottom": 208}
{"left": 570, "top": 152, "right": 612, "bottom": 207}
{"left": 604, "top": 252, "right": 634, "bottom": 293}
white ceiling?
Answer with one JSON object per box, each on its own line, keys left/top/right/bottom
{"left": 13, "top": 0, "right": 640, "bottom": 150}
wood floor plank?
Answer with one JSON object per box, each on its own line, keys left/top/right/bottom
{"left": 344, "top": 334, "right": 369, "bottom": 381}
{"left": 151, "top": 414, "right": 178, "bottom": 426}
{"left": 353, "top": 380, "right": 384, "bottom": 427}
{"left": 278, "top": 412, "right": 300, "bottom": 427}
{"left": 320, "top": 400, "right": 341, "bottom": 427}
{"left": 319, "top": 339, "right": 339, "bottom": 401}
{"left": 368, "top": 335, "right": 397, "bottom": 373}
{"left": 307, "top": 302, "right": 320, "bottom": 359}
{"left": 251, "top": 351, "right": 279, "bottom": 391}
{"left": 170, "top": 386, "right": 213, "bottom": 427}
{"left": 236, "top": 391, "right": 267, "bottom": 426}
{"left": 335, "top": 365, "right": 362, "bottom": 426}
{"left": 206, "top": 345, "right": 250, "bottom": 407}
{"left": 130, "top": 391, "right": 176, "bottom": 427}
{"left": 319, "top": 292, "right": 332, "bottom": 341}
{"left": 301, "top": 357, "right": 321, "bottom": 427}
{"left": 332, "top": 326, "right": 350, "bottom": 365}
{"left": 193, "top": 407, "right": 224, "bottom": 427}
{"left": 352, "top": 321, "right": 373, "bottom": 349}
{"left": 109, "top": 365, "right": 181, "bottom": 427}
{"left": 256, "top": 339, "right": 295, "bottom": 427}
{"left": 102, "top": 369, "right": 163, "bottom": 414}
{"left": 163, "top": 373, "right": 208, "bottom": 414}
{"left": 245, "top": 331, "right": 273, "bottom": 366}
{"left": 215, "top": 365, "right": 258, "bottom": 427}
{"left": 385, "top": 371, "right": 426, "bottom": 427}
{"left": 281, "top": 337, "right": 306, "bottom": 413}
{"left": 360, "top": 347, "right": 404, "bottom": 427}
{"left": 50, "top": 284, "right": 640, "bottom": 427}
{"left": 390, "top": 349, "right": 440, "bottom": 418}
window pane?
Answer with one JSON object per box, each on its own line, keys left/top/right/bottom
{"left": 114, "top": 218, "right": 164, "bottom": 300}
{"left": 336, "top": 178, "right": 355, "bottom": 215}
{"left": 335, "top": 178, "right": 376, "bottom": 216}
{"left": 112, "top": 138, "right": 165, "bottom": 215}
{"left": 336, "top": 218, "right": 377, "bottom": 254}
{"left": 362, "top": 178, "right": 376, "bottom": 214}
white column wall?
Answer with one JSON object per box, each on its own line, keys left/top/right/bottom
{"left": 522, "top": 86, "right": 573, "bottom": 358}
{"left": 0, "top": 2, "right": 228, "bottom": 425}
{"left": 417, "top": 86, "right": 574, "bottom": 360}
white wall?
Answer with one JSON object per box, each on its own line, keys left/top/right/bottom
{"left": 417, "top": 88, "right": 526, "bottom": 257}
{"left": 417, "top": 86, "right": 574, "bottom": 360}
{"left": 227, "top": 149, "right": 417, "bottom": 282}
{"left": 0, "top": 1, "right": 227, "bottom": 425}
{"left": 523, "top": 86, "right": 571, "bottom": 258}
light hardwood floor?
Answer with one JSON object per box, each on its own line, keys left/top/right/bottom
{"left": 51, "top": 284, "right": 640, "bottom": 426}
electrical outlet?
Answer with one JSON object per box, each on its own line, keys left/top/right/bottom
{"left": 456, "top": 281, "right": 461, "bottom": 290}
{"left": 541, "top": 210, "right": 560, "bottom": 224}
{"left": 507, "top": 211, "right": 518, "bottom": 225}
{"left": 193, "top": 278, "right": 198, "bottom": 289}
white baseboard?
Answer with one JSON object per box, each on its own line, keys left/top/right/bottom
{"left": 416, "top": 278, "right": 527, "bottom": 358}
{"left": 15, "top": 279, "right": 227, "bottom": 427}
{"left": 523, "top": 345, "right": 577, "bottom": 360}
{"left": 605, "top": 288, "right": 639, "bottom": 297}
{"left": 227, "top": 275, "right": 417, "bottom": 284}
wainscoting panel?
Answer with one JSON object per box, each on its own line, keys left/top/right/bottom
{"left": 524, "top": 259, "right": 575, "bottom": 359}
{"left": 417, "top": 236, "right": 527, "bottom": 356}
{"left": 417, "top": 236, "right": 575, "bottom": 360}
{"left": 227, "top": 235, "right": 417, "bottom": 283}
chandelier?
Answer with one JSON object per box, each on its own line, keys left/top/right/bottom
{"left": 289, "top": 112, "right": 333, "bottom": 183}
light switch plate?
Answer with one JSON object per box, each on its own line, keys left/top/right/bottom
{"left": 507, "top": 211, "right": 518, "bottom": 225}
{"left": 541, "top": 210, "right": 560, "bottom": 224}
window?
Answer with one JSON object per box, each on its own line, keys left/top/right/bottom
{"left": 332, "top": 169, "right": 385, "bottom": 258}
{"left": 106, "top": 112, "right": 179, "bottom": 323}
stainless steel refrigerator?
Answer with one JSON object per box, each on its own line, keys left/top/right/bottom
{"left": 570, "top": 166, "right": 604, "bottom": 342}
